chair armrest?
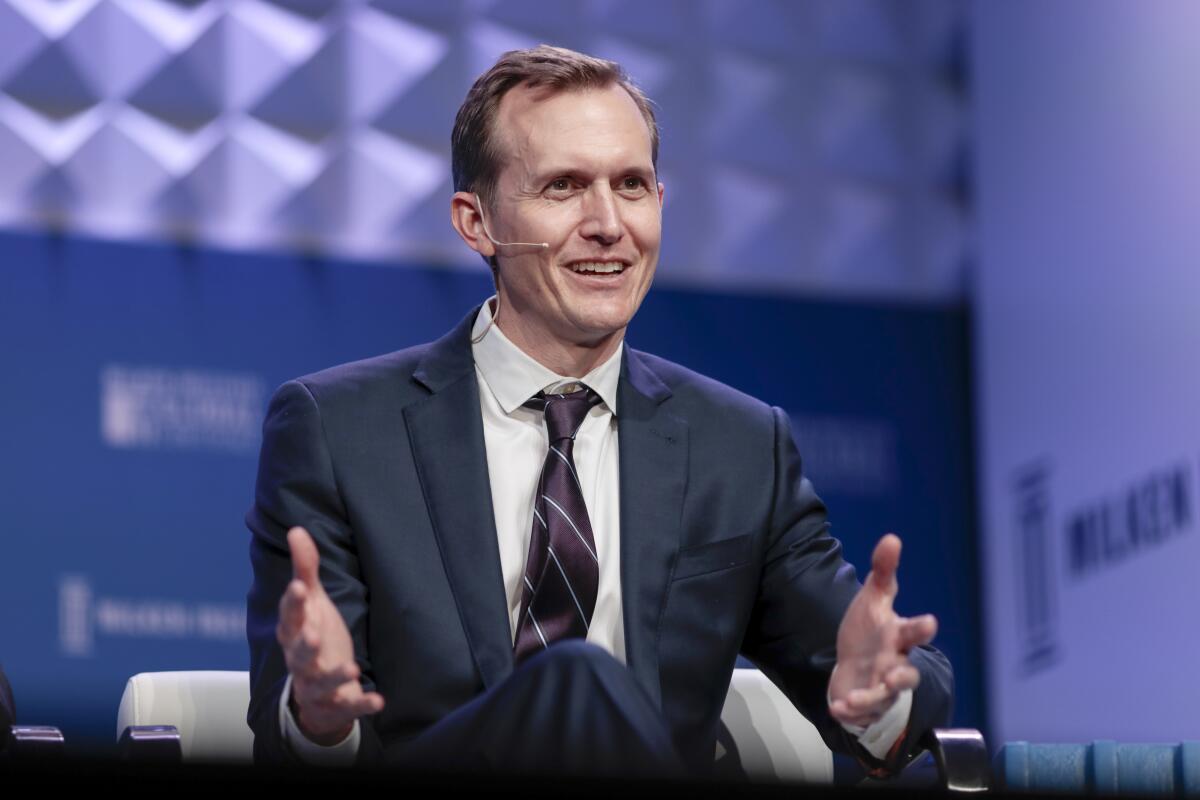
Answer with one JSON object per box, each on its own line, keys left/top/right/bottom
{"left": 923, "top": 728, "right": 991, "bottom": 792}
{"left": 5, "top": 725, "right": 66, "bottom": 759}
{"left": 118, "top": 725, "right": 182, "bottom": 763}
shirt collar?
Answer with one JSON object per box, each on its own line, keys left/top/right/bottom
{"left": 471, "top": 298, "right": 622, "bottom": 416}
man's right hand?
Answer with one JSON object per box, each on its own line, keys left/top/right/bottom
{"left": 277, "top": 526, "right": 385, "bottom": 745}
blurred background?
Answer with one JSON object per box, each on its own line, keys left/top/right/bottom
{"left": 0, "top": 0, "right": 1195, "bottom": 759}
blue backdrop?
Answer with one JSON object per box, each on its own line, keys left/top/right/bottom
{"left": 0, "top": 230, "right": 980, "bottom": 752}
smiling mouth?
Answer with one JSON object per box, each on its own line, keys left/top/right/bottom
{"left": 567, "top": 261, "right": 628, "bottom": 274}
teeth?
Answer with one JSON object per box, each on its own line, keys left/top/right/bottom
{"left": 569, "top": 262, "right": 625, "bottom": 274}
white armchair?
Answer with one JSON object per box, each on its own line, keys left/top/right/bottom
{"left": 116, "top": 667, "right": 832, "bottom": 780}
{"left": 117, "top": 670, "right": 253, "bottom": 763}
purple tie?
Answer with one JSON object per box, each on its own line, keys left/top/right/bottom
{"left": 513, "top": 386, "right": 602, "bottom": 664}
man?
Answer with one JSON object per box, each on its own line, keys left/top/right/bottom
{"left": 0, "top": 666, "right": 14, "bottom": 736}
{"left": 247, "top": 45, "right": 952, "bottom": 776}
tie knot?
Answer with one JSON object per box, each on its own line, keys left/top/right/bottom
{"left": 525, "top": 387, "right": 599, "bottom": 442}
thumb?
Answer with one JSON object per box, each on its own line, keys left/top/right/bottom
{"left": 287, "top": 527, "right": 322, "bottom": 591}
{"left": 868, "top": 533, "right": 901, "bottom": 596}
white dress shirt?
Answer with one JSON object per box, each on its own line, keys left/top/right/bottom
{"left": 471, "top": 301, "right": 626, "bottom": 659}
{"left": 283, "top": 299, "right": 909, "bottom": 764}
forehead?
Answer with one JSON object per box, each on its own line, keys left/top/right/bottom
{"left": 492, "top": 83, "right": 654, "bottom": 178}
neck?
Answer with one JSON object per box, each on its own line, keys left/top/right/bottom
{"left": 493, "top": 311, "right": 623, "bottom": 378}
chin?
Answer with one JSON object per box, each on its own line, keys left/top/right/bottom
{"left": 587, "top": 300, "right": 642, "bottom": 328}
{"left": 561, "top": 315, "right": 629, "bottom": 344}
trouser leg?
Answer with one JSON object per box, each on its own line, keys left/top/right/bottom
{"left": 393, "top": 641, "right": 684, "bottom": 778}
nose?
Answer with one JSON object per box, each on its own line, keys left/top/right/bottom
{"left": 578, "top": 184, "right": 623, "bottom": 245}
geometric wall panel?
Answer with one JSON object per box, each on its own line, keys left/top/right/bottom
{"left": 0, "top": 0, "right": 970, "bottom": 301}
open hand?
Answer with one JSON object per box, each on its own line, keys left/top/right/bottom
{"left": 827, "top": 534, "right": 937, "bottom": 728}
{"left": 277, "top": 526, "right": 385, "bottom": 744}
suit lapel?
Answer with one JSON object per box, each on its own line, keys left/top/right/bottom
{"left": 402, "top": 319, "right": 689, "bottom": 700}
{"left": 618, "top": 348, "right": 688, "bottom": 711}
{"left": 404, "top": 310, "right": 514, "bottom": 690}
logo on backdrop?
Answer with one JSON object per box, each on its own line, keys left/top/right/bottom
{"left": 58, "top": 575, "right": 244, "bottom": 658}
{"left": 1011, "top": 460, "right": 1059, "bottom": 676}
{"left": 1064, "top": 460, "right": 1193, "bottom": 580}
{"left": 99, "top": 365, "right": 265, "bottom": 454}
{"left": 789, "top": 414, "right": 897, "bottom": 496}
{"left": 1009, "top": 454, "right": 1197, "bottom": 679}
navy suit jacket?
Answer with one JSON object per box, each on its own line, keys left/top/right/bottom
{"left": 246, "top": 307, "right": 952, "bottom": 771}
{"left": 0, "top": 665, "right": 14, "bottom": 733}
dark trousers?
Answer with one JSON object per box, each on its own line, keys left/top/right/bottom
{"left": 392, "top": 641, "right": 685, "bottom": 779}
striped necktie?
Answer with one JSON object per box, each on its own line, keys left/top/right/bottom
{"left": 513, "top": 386, "right": 602, "bottom": 664}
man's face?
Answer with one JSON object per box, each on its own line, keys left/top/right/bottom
{"left": 483, "top": 83, "right": 663, "bottom": 352}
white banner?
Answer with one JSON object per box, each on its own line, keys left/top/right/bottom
{"left": 973, "top": 1, "right": 1200, "bottom": 744}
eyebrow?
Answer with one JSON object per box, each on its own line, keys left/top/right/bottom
{"left": 530, "top": 164, "right": 657, "bottom": 184}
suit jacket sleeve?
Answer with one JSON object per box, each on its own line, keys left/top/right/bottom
{"left": 740, "top": 407, "right": 953, "bottom": 775}
{"left": 245, "top": 380, "right": 383, "bottom": 764}
{"left": 0, "top": 665, "right": 14, "bottom": 732}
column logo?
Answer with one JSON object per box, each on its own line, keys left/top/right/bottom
{"left": 1011, "top": 460, "right": 1059, "bottom": 676}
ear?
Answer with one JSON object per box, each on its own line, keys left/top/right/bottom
{"left": 657, "top": 181, "right": 665, "bottom": 210}
{"left": 450, "top": 191, "right": 497, "bottom": 259}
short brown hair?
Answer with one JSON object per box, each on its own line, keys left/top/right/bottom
{"left": 452, "top": 44, "right": 660, "bottom": 208}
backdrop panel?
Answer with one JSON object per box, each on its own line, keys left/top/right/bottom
{"left": 0, "top": 0, "right": 968, "bottom": 301}
{"left": 0, "top": 230, "right": 979, "bottom": 751}
{"left": 971, "top": 0, "right": 1200, "bottom": 745}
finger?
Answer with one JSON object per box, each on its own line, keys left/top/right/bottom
{"left": 362, "top": 690, "right": 385, "bottom": 714}
{"left": 883, "top": 663, "right": 921, "bottom": 693}
{"left": 293, "top": 662, "right": 361, "bottom": 700}
{"left": 301, "top": 688, "right": 386, "bottom": 728}
{"left": 828, "top": 698, "right": 882, "bottom": 729}
{"left": 848, "top": 682, "right": 893, "bottom": 708}
{"left": 828, "top": 698, "right": 861, "bottom": 725}
{"left": 868, "top": 533, "right": 901, "bottom": 596}
{"left": 896, "top": 614, "right": 938, "bottom": 650}
{"left": 287, "top": 526, "right": 321, "bottom": 590}
{"left": 334, "top": 687, "right": 386, "bottom": 717}
{"left": 276, "top": 580, "right": 309, "bottom": 644}
{"left": 839, "top": 682, "right": 898, "bottom": 720}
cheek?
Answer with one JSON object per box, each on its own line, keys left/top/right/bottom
{"left": 532, "top": 207, "right": 577, "bottom": 245}
{"left": 629, "top": 213, "right": 662, "bottom": 250}
{"left": 501, "top": 260, "right": 552, "bottom": 300}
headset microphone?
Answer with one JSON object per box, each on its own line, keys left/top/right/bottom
{"left": 474, "top": 194, "right": 549, "bottom": 250}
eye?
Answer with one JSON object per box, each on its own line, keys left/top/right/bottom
{"left": 621, "top": 176, "right": 649, "bottom": 193}
{"left": 547, "top": 177, "right": 572, "bottom": 193}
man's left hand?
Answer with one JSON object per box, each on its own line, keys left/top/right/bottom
{"left": 828, "top": 533, "right": 937, "bottom": 728}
